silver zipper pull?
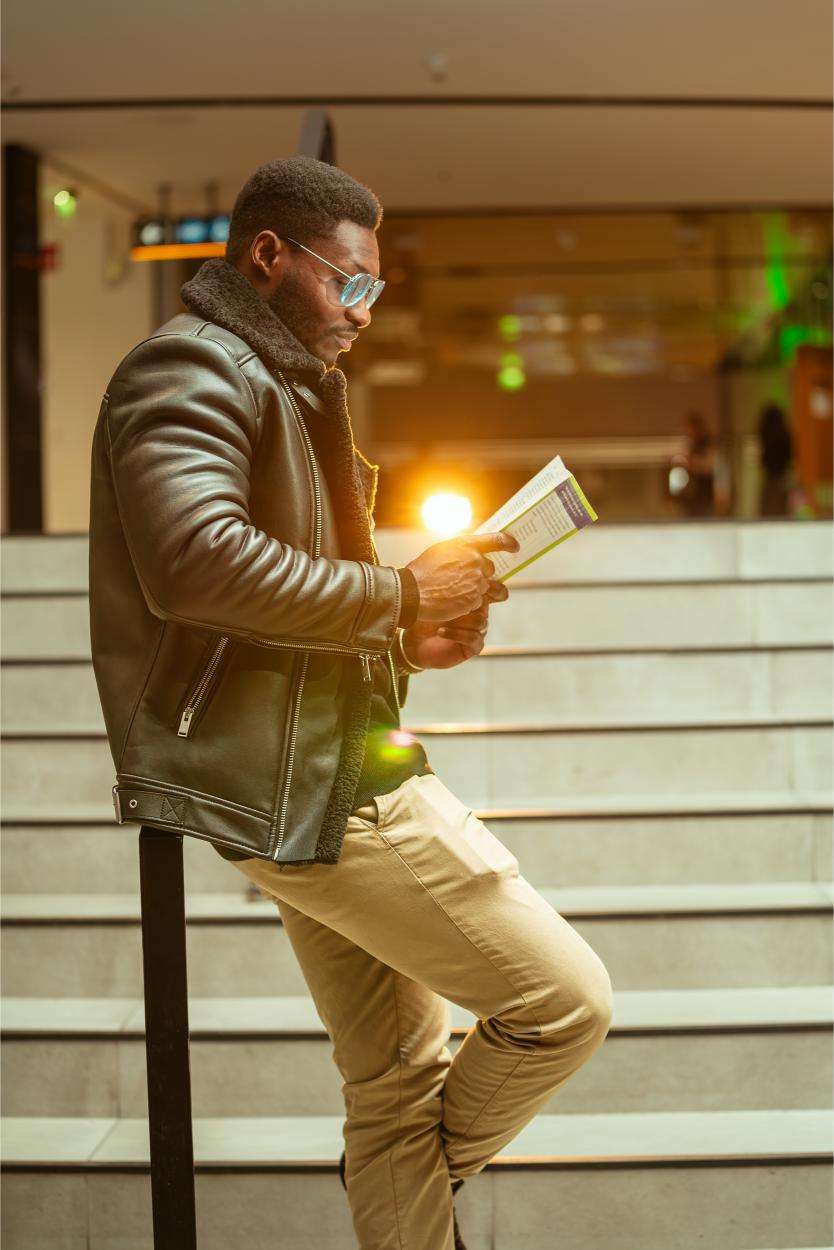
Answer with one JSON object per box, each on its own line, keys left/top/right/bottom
{"left": 177, "top": 707, "right": 195, "bottom": 737}
{"left": 359, "top": 654, "right": 373, "bottom": 685}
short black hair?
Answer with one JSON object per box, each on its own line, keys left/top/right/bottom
{"left": 225, "top": 156, "right": 382, "bottom": 265}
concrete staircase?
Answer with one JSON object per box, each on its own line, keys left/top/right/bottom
{"left": 1, "top": 522, "right": 832, "bottom": 1250}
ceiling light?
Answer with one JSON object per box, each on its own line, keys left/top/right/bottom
{"left": 52, "top": 188, "right": 77, "bottom": 218}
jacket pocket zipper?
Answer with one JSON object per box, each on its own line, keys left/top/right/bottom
{"left": 177, "top": 635, "right": 231, "bottom": 737}
{"left": 250, "top": 634, "right": 377, "bottom": 685}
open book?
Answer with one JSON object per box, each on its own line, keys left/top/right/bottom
{"left": 472, "top": 454, "right": 597, "bottom": 580}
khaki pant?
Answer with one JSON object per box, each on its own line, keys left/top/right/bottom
{"left": 232, "top": 772, "right": 613, "bottom": 1250}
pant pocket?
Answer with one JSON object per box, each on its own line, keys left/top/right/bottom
{"left": 384, "top": 773, "right": 519, "bottom": 880}
{"left": 457, "top": 809, "right": 519, "bottom": 876}
{"left": 347, "top": 796, "right": 380, "bottom": 830}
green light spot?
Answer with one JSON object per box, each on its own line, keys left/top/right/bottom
{"left": 379, "top": 742, "right": 411, "bottom": 762}
{"left": 779, "top": 323, "right": 831, "bottom": 362}
{"left": 763, "top": 212, "right": 791, "bottom": 312}
{"left": 497, "top": 351, "right": 526, "bottom": 390}
{"left": 53, "top": 189, "right": 77, "bottom": 219}
{"left": 497, "top": 365, "right": 525, "bottom": 391}
{"left": 498, "top": 314, "right": 522, "bottom": 342}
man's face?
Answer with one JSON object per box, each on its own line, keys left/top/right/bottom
{"left": 251, "top": 220, "right": 380, "bottom": 367}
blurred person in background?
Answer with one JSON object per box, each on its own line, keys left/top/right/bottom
{"left": 757, "top": 401, "right": 794, "bottom": 516}
{"left": 90, "top": 156, "right": 613, "bottom": 1250}
{"left": 678, "top": 411, "right": 716, "bottom": 517}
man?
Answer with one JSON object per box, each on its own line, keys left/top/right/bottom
{"left": 89, "top": 156, "right": 613, "bottom": 1250}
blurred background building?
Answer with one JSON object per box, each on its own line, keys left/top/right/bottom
{"left": 1, "top": 4, "right": 832, "bottom": 1249}
{"left": 1, "top": 0, "right": 832, "bottom": 534}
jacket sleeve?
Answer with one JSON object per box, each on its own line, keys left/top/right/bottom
{"left": 394, "top": 564, "right": 421, "bottom": 627}
{"left": 104, "top": 331, "right": 403, "bottom": 651}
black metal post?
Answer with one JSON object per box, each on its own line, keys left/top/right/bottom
{"left": 139, "top": 827, "right": 198, "bottom": 1250}
{"left": 2, "top": 142, "right": 43, "bottom": 533}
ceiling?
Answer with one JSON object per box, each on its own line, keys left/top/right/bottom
{"left": 3, "top": 0, "right": 831, "bottom": 101}
{"left": 2, "top": 0, "right": 832, "bottom": 213}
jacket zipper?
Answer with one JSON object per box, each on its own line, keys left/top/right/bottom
{"left": 176, "top": 375, "right": 389, "bottom": 851}
{"left": 177, "top": 635, "right": 231, "bottom": 737}
{"left": 369, "top": 529, "right": 402, "bottom": 713}
{"left": 269, "top": 374, "right": 382, "bottom": 857}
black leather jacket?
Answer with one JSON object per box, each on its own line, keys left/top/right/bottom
{"left": 88, "top": 257, "right": 418, "bottom": 864}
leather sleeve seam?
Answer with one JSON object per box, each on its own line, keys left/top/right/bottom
{"left": 194, "top": 322, "right": 259, "bottom": 430}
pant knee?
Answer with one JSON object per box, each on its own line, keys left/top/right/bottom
{"left": 536, "top": 958, "right": 614, "bottom": 1048}
{"left": 586, "top": 965, "right": 614, "bottom": 1040}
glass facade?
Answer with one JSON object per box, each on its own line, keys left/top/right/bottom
{"left": 345, "top": 209, "right": 833, "bottom": 526}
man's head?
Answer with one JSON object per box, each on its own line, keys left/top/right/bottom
{"left": 226, "top": 156, "right": 383, "bottom": 367}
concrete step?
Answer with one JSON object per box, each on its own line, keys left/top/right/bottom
{"left": 2, "top": 1111, "right": 831, "bottom": 1250}
{"left": 3, "top": 804, "right": 831, "bottom": 894}
{"left": 3, "top": 987, "right": 831, "bottom": 1118}
{"left": 5, "top": 882, "right": 830, "bottom": 922}
{"left": 408, "top": 646, "right": 834, "bottom": 724}
{"left": 378, "top": 520, "right": 834, "bottom": 583}
{"left": 4, "top": 522, "right": 831, "bottom": 592}
{"left": 4, "top": 580, "right": 832, "bottom": 661}
{"left": 3, "top": 722, "right": 831, "bottom": 818}
{"left": 2, "top": 884, "right": 831, "bottom": 997}
{"left": 485, "top": 580, "right": 834, "bottom": 651}
{"left": 4, "top": 646, "right": 832, "bottom": 734}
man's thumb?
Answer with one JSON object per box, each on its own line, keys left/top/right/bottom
{"left": 463, "top": 530, "right": 520, "bottom": 553}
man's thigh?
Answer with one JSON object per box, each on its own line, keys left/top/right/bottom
{"left": 276, "top": 898, "right": 451, "bottom": 1087}
{"left": 233, "top": 773, "right": 611, "bottom": 1026}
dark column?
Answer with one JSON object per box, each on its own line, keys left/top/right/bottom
{"left": 2, "top": 143, "right": 43, "bottom": 533}
{"left": 152, "top": 258, "right": 192, "bottom": 328}
{"left": 139, "top": 827, "right": 198, "bottom": 1250}
{"left": 297, "top": 108, "right": 336, "bottom": 163}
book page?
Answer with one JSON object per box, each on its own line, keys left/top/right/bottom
{"left": 473, "top": 469, "right": 597, "bottom": 580}
{"left": 473, "top": 454, "right": 570, "bottom": 534}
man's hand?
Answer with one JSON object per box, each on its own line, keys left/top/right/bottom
{"left": 400, "top": 579, "right": 509, "bottom": 670}
{"left": 404, "top": 531, "right": 519, "bottom": 623}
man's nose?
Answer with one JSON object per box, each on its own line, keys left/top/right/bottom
{"left": 345, "top": 299, "right": 372, "bottom": 330}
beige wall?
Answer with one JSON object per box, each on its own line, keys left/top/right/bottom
{"left": 40, "top": 162, "right": 152, "bottom": 533}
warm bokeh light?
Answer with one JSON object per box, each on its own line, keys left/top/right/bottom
{"left": 668, "top": 465, "right": 690, "bottom": 495}
{"left": 421, "top": 492, "right": 473, "bottom": 536}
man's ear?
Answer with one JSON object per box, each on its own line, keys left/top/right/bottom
{"left": 249, "top": 230, "right": 284, "bottom": 281}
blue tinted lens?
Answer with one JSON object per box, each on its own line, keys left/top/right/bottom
{"left": 340, "top": 274, "right": 370, "bottom": 306}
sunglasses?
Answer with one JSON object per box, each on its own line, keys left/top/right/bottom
{"left": 282, "top": 236, "right": 385, "bottom": 309}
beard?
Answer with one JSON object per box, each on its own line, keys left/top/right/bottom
{"left": 266, "top": 270, "right": 331, "bottom": 364}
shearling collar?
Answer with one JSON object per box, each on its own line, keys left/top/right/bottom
{"left": 179, "top": 256, "right": 379, "bottom": 560}
{"left": 180, "top": 256, "right": 326, "bottom": 380}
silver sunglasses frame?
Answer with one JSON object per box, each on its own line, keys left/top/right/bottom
{"left": 283, "top": 236, "right": 385, "bottom": 308}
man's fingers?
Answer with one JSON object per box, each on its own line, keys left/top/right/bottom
{"left": 461, "top": 530, "right": 520, "bottom": 554}
{"left": 485, "top": 579, "right": 509, "bottom": 601}
{"left": 440, "top": 609, "right": 489, "bottom": 631}
{"left": 438, "top": 626, "right": 485, "bottom": 645}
